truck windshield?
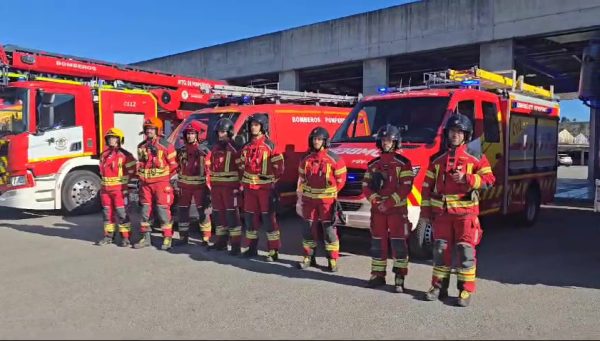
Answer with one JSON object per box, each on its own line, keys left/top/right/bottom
{"left": 168, "top": 112, "right": 240, "bottom": 149}
{"left": 332, "top": 96, "right": 450, "bottom": 144}
{"left": 0, "top": 88, "right": 29, "bottom": 136}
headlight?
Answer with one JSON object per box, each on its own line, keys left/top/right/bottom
{"left": 10, "top": 175, "right": 27, "bottom": 187}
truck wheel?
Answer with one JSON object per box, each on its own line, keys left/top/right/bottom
{"left": 62, "top": 170, "right": 101, "bottom": 215}
{"left": 409, "top": 220, "right": 433, "bottom": 260}
{"left": 520, "top": 186, "right": 541, "bottom": 227}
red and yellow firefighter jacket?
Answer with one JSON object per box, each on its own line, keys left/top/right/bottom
{"left": 99, "top": 147, "right": 137, "bottom": 190}
{"left": 209, "top": 141, "right": 241, "bottom": 188}
{"left": 420, "top": 144, "right": 495, "bottom": 218}
{"left": 239, "top": 135, "right": 284, "bottom": 190}
{"left": 176, "top": 141, "right": 210, "bottom": 189}
{"left": 362, "top": 152, "right": 414, "bottom": 212}
{"left": 136, "top": 137, "right": 177, "bottom": 184}
{"left": 298, "top": 148, "right": 347, "bottom": 200}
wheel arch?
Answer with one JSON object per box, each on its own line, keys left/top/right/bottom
{"left": 54, "top": 157, "right": 100, "bottom": 209}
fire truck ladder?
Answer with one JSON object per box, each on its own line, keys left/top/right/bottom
{"left": 424, "top": 67, "right": 556, "bottom": 100}
{"left": 208, "top": 84, "right": 358, "bottom": 106}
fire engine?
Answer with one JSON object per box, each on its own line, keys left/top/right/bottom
{"left": 0, "top": 44, "right": 357, "bottom": 215}
{"left": 328, "top": 67, "right": 560, "bottom": 258}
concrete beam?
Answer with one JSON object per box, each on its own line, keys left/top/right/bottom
{"left": 590, "top": 102, "right": 599, "bottom": 182}
{"left": 363, "top": 58, "right": 388, "bottom": 96}
{"left": 480, "top": 39, "right": 514, "bottom": 71}
{"left": 278, "top": 70, "right": 300, "bottom": 91}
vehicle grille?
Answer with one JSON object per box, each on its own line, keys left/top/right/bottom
{"left": 340, "top": 202, "right": 363, "bottom": 211}
{"left": 339, "top": 169, "right": 365, "bottom": 197}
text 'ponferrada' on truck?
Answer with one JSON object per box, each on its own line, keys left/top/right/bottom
{"left": 320, "top": 67, "right": 559, "bottom": 258}
{"left": 0, "top": 43, "right": 357, "bottom": 214}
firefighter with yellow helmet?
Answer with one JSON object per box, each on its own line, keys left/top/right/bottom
{"left": 96, "top": 128, "right": 137, "bottom": 247}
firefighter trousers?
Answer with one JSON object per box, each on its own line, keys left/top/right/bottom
{"left": 369, "top": 211, "right": 410, "bottom": 277}
{"left": 139, "top": 181, "right": 174, "bottom": 237}
{"left": 178, "top": 186, "right": 211, "bottom": 241}
{"left": 243, "top": 188, "right": 280, "bottom": 251}
{"left": 100, "top": 187, "right": 131, "bottom": 239}
{"left": 301, "top": 198, "right": 340, "bottom": 260}
{"left": 431, "top": 214, "right": 483, "bottom": 293}
{"left": 211, "top": 186, "right": 242, "bottom": 247}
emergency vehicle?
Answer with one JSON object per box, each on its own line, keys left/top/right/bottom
{"left": 0, "top": 43, "right": 225, "bottom": 214}
{"left": 328, "top": 67, "right": 560, "bottom": 258}
{"left": 168, "top": 85, "right": 358, "bottom": 209}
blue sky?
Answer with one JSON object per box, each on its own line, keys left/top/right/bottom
{"left": 1, "top": 0, "right": 590, "bottom": 121}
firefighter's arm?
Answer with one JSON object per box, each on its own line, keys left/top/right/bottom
{"left": 167, "top": 144, "right": 178, "bottom": 176}
{"left": 297, "top": 158, "right": 306, "bottom": 191}
{"left": 419, "top": 162, "right": 437, "bottom": 221}
{"left": 237, "top": 149, "right": 246, "bottom": 179}
{"left": 362, "top": 169, "right": 380, "bottom": 204}
{"left": 333, "top": 158, "right": 347, "bottom": 192}
{"left": 125, "top": 153, "right": 137, "bottom": 180}
{"left": 270, "top": 152, "right": 284, "bottom": 182}
{"left": 204, "top": 150, "right": 212, "bottom": 189}
{"left": 466, "top": 155, "right": 496, "bottom": 190}
{"left": 383, "top": 161, "right": 414, "bottom": 210}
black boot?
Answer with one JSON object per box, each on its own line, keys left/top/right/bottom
{"left": 229, "top": 244, "right": 241, "bottom": 256}
{"left": 133, "top": 232, "right": 151, "bottom": 249}
{"left": 96, "top": 233, "right": 114, "bottom": 246}
{"left": 366, "top": 275, "right": 386, "bottom": 288}
{"left": 394, "top": 274, "right": 405, "bottom": 293}
{"left": 120, "top": 238, "right": 131, "bottom": 248}
{"left": 297, "top": 256, "right": 317, "bottom": 269}
{"left": 265, "top": 249, "right": 279, "bottom": 262}
{"left": 209, "top": 239, "right": 228, "bottom": 251}
{"left": 241, "top": 245, "right": 258, "bottom": 258}
{"left": 175, "top": 231, "right": 189, "bottom": 246}
{"left": 424, "top": 285, "right": 449, "bottom": 301}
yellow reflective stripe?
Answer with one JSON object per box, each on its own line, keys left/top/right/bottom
{"left": 446, "top": 200, "right": 478, "bottom": 208}
{"left": 334, "top": 166, "right": 347, "bottom": 176}
{"left": 478, "top": 167, "right": 492, "bottom": 175}
{"left": 393, "top": 259, "right": 409, "bottom": 269}
{"left": 472, "top": 174, "right": 482, "bottom": 189}
{"left": 400, "top": 170, "right": 413, "bottom": 178}
{"left": 302, "top": 240, "right": 317, "bottom": 248}
{"left": 138, "top": 168, "right": 169, "bottom": 178}
{"left": 262, "top": 151, "right": 268, "bottom": 174}
{"left": 271, "top": 154, "right": 283, "bottom": 163}
{"left": 168, "top": 151, "right": 176, "bottom": 159}
{"left": 432, "top": 266, "right": 451, "bottom": 279}
{"left": 426, "top": 170, "right": 435, "bottom": 179}
{"left": 302, "top": 185, "right": 337, "bottom": 194}
{"left": 102, "top": 176, "right": 129, "bottom": 185}
{"left": 298, "top": 167, "right": 305, "bottom": 174}
{"left": 433, "top": 164, "right": 441, "bottom": 193}
{"left": 325, "top": 241, "right": 340, "bottom": 251}
{"left": 368, "top": 193, "right": 379, "bottom": 202}
{"left": 326, "top": 163, "right": 331, "bottom": 181}
{"left": 391, "top": 193, "right": 406, "bottom": 206}
{"left": 211, "top": 171, "right": 238, "bottom": 177}
{"left": 420, "top": 199, "right": 431, "bottom": 207}
{"left": 267, "top": 231, "right": 280, "bottom": 241}
{"left": 301, "top": 192, "right": 337, "bottom": 199}
{"left": 243, "top": 172, "right": 274, "bottom": 179}
{"left": 467, "top": 163, "right": 473, "bottom": 174}
{"left": 211, "top": 176, "right": 240, "bottom": 183}
{"left": 224, "top": 151, "right": 231, "bottom": 172}
{"left": 430, "top": 199, "right": 444, "bottom": 208}
{"left": 125, "top": 161, "right": 136, "bottom": 168}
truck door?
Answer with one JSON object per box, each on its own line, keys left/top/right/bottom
{"left": 28, "top": 89, "right": 89, "bottom": 163}
{"left": 98, "top": 89, "right": 157, "bottom": 156}
{"left": 477, "top": 93, "right": 504, "bottom": 214}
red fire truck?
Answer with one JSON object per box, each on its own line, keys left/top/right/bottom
{"left": 327, "top": 67, "right": 560, "bottom": 258}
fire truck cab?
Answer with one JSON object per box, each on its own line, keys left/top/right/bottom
{"left": 328, "top": 68, "right": 560, "bottom": 258}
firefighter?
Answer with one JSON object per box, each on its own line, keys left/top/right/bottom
{"left": 209, "top": 118, "right": 243, "bottom": 255}
{"left": 175, "top": 120, "right": 212, "bottom": 247}
{"left": 134, "top": 117, "right": 178, "bottom": 251}
{"left": 361, "top": 124, "right": 414, "bottom": 292}
{"left": 95, "top": 128, "right": 137, "bottom": 247}
{"left": 238, "top": 114, "right": 284, "bottom": 261}
{"left": 297, "top": 127, "right": 346, "bottom": 272}
{"left": 420, "top": 113, "right": 495, "bottom": 307}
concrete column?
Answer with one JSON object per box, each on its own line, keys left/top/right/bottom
{"left": 480, "top": 39, "right": 514, "bottom": 71}
{"left": 278, "top": 70, "right": 300, "bottom": 91}
{"left": 589, "top": 102, "right": 599, "bottom": 181}
{"left": 581, "top": 150, "right": 585, "bottom": 166}
{"left": 363, "top": 58, "right": 389, "bottom": 96}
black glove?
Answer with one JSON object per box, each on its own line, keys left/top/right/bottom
{"left": 369, "top": 172, "right": 385, "bottom": 192}
{"left": 269, "top": 185, "right": 279, "bottom": 213}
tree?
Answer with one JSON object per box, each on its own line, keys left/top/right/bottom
{"left": 561, "top": 116, "right": 570, "bottom": 123}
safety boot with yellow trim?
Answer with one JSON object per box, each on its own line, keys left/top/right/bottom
{"left": 457, "top": 290, "right": 472, "bottom": 307}
{"left": 265, "top": 249, "right": 279, "bottom": 262}
{"left": 133, "top": 232, "right": 151, "bottom": 249}
{"left": 96, "top": 233, "right": 115, "bottom": 246}
{"left": 366, "top": 275, "right": 386, "bottom": 288}
{"left": 161, "top": 237, "right": 173, "bottom": 251}
{"left": 327, "top": 258, "right": 338, "bottom": 272}
{"left": 297, "top": 256, "right": 317, "bottom": 269}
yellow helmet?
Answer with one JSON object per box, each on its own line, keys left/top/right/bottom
{"left": 105, "top": 127, "right": 125, "bottom": 144}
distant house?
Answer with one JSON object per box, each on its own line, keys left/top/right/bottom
{"left": 559, "top": 129, "right": 575, "bottom": 144}
{"left": 574, "top": 133, "right": 589, "bottom": 145}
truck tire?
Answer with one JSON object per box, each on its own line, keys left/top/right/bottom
{"left": 62, "top": 170, "right": 101, "bottom": 215}
{"left": 409, "top": 220, "right": 433, "bottom": 260}
{"left": 519, "top": 186, "right": 541, "bottom": 227}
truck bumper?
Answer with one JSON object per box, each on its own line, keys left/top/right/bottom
{"left": 336, "top": 199, "right": 422, "bottom": 230}
{"left": 0, "top": 176, "right": 57, "bottom": 210}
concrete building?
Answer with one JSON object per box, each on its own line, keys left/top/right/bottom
{"left": 559, "top": 129, "right": 575, "bottom": 144}
{"left": 135, "top": 0, "right": 600, "bottom": 182}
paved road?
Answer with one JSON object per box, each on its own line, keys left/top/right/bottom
{"left": 0, "top": 205, "right": 599, "bottom": 339}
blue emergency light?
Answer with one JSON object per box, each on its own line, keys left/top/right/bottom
{"left": 377, "top": 87, "right": 389, "bottom": 94}
{"left": 347, "top": 173, "right": 358, "bottom": 181}
{"left": 461, "top": 79, "right": 480, "bottom": 87}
